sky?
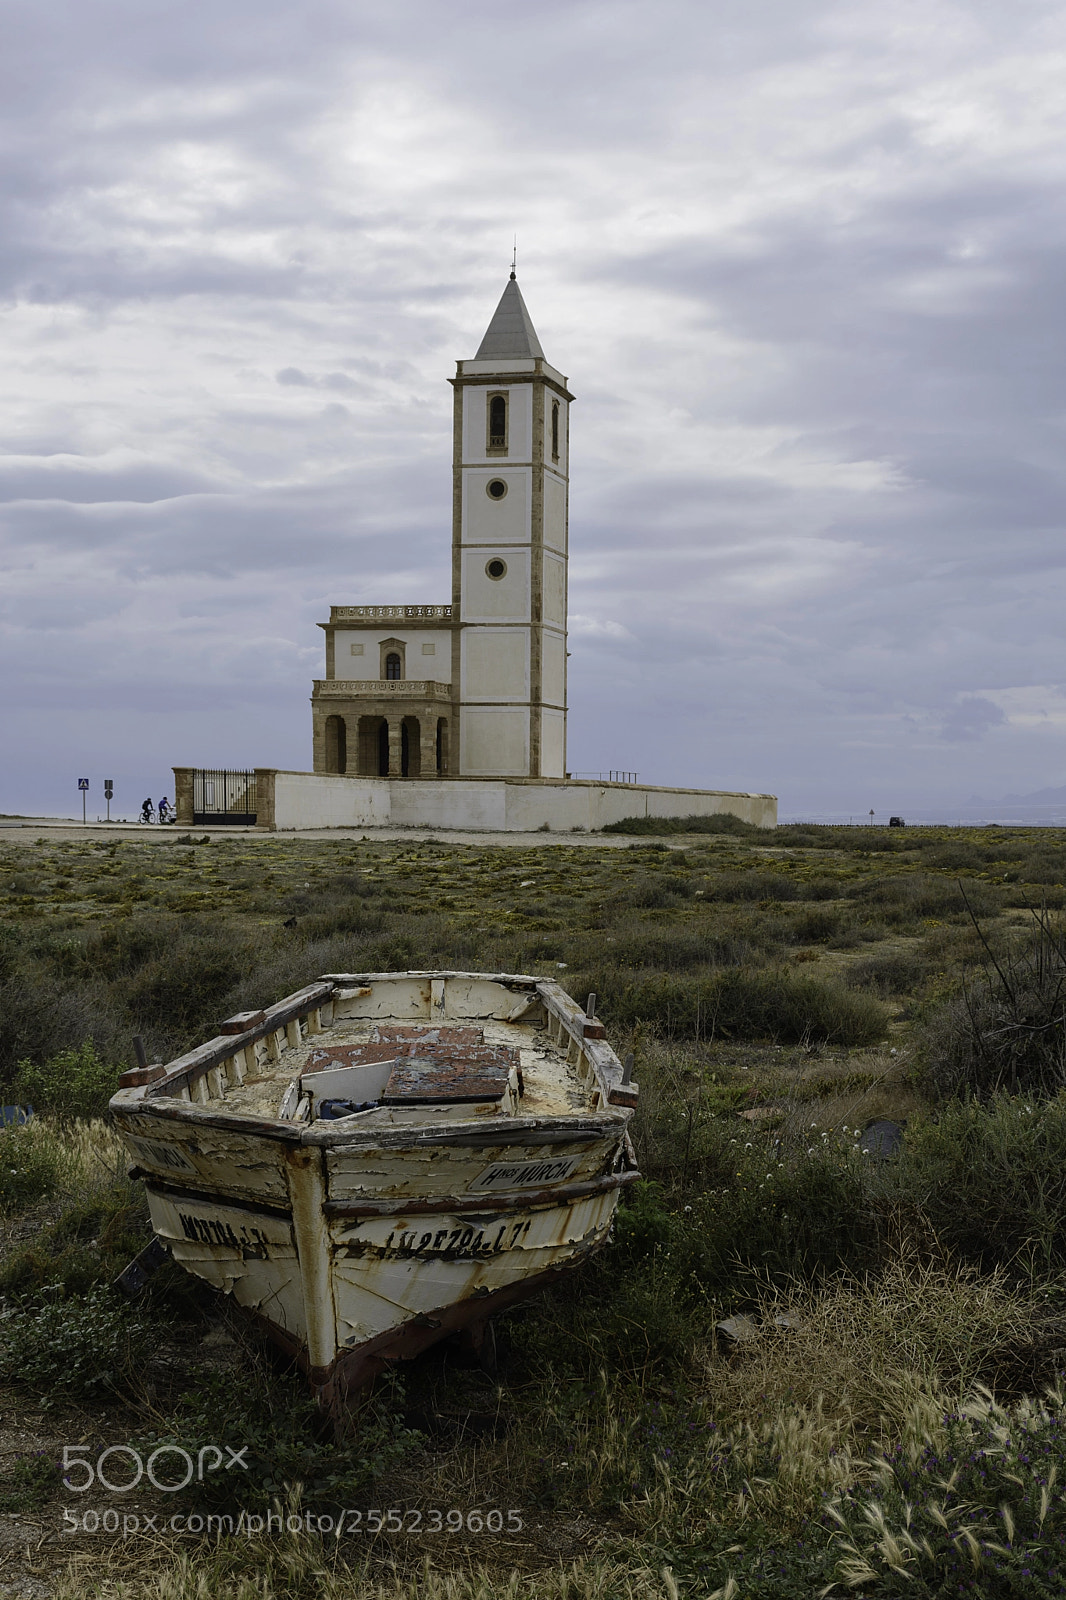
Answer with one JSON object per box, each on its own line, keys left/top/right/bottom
{"left": 3, "top": 0, "right": 1066, "bottom": 820}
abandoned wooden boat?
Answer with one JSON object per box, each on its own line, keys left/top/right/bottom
{"left": 110, "top": 971, "right": 639, "bottom": 1415}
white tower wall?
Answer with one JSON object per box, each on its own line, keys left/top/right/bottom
{"left": 450, "top": 275, "right": 572, "bottom": 779}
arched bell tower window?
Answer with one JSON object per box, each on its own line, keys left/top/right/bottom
{"left": 385, "top": 652, "right": 402, "bottom": 680}
{"left": 551, "top": 400, "right": 560, "bottom": 462}
{"left": 487, "top": 392, "right": 508, "bottom": 453}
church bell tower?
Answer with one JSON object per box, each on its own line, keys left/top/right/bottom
{"left": 449, "top": 272, "right": 573, "bottom": 778}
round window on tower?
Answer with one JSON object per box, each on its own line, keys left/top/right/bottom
{"left": 486, "top": 478, "right": 508, "bottom": 500}
{"left": 485, "top": 558, "right": 507, "bottom": 581}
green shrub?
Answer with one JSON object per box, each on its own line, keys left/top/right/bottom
{"left": 924, "top": 841, "right": 991, "bottom": 870}
{"left": 85, "top": 919, "right": 173, "bottom": 979}
{"left": 848, "top": 874, "right": 1002, "bottom": 924}
{"left": 0, "top": 1180, "right": 151, "bottom": 1299}
{"left": 613, "top": 873, "right": 695, "bottom": 909}
{"left": 598, "top": 928, "right": 759, "bottom": 970}
{"left": 0, "top": 974, "right": 99, "bottom": 1079}
{"left": 819, "top": 1383, "right": 1066, "bottom": 1597}
{"left": 845, "top": 950, "right": 928, "bottom": 996}
{"left": 524, "top": 1147, "right": 879, "bottom": 1384}
{"left": 1013, "top": 850, "right": 1066, "bottom": 886}
{"left": 602, "top": 813, "right": 757, "bottom": 836}
{"left": 702, "top": 870, "right": 808, "bottom": 903}
{"left": 678, "top": 1135, "right": 879, "bottom": 1295}
{"left": 920, "top": 910, "right": 1066, "bottom": 1099}
{"left": 123, "top": 938, "right": 247, "bottom": 1040}
{"left": 889, "top": 1094, "right": 1066, "bottom": 1272}
{"left": 299, "top": 900, "right": 387, "bottom": 941}
{"left": 144, "top": 1362, "right": 419, "bottom": 1513}
{"left": 9, "top": 1041, "right": 122, "bottom": 1122}
{"left": 0, "top": 1123, "right": 61, "bottom": 1213}
{"left": 577, "top": 967, "right": 888, "bottom": 1045}
{"left": 787, "top": 906, "right": 848, "bottom": 943}
{"left": 0, "top": 1452, "right": 59, "bottom": 1512}
{"left": 0, "top": 1286, "right": 153, "bottom": 1400}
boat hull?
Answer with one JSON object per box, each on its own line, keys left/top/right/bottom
{"left": 111, "top": 971, "right": 639, "bottom": 1419}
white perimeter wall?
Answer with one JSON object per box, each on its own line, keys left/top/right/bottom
{"left": 268, "top": 772, "right": 777, "bottom": 832}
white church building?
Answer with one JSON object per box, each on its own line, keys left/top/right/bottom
{"left": 312, "top": 271, "right": 571, "bottom": 784}
{"left": 174, "top": 274, "right": 776, "bottom": 832}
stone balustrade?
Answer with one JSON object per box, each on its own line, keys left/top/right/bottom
{"left": 329, "top": 605, "right": 453, "bottom": 621}
{"left": 313, "top": 679, "right": 452, "bottom": 700}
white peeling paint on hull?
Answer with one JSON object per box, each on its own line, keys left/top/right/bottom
{"left": 330, "top": 1190, "right": 617, "bottom": 1347}
{"left": 147, "top": 1190, "right": 306, "bottom": 1337}
{"left": 111, "top": 970, "right": 639, "bottom": 1421}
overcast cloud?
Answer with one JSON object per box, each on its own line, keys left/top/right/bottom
{"left": 3, "top": 0, "right": 1066, "bottom": 818}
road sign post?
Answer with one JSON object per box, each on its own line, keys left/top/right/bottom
{"left": 104, "top": 779, "right": 113, "bottom": 823}
{"left": 77, "top": 778, "right": 89, "bottom": 825}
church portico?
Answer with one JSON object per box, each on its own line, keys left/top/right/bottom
{"left": 312, "top": 680, "right": 451, "bottom": 778}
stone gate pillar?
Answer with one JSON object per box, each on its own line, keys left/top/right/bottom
{"left": 173, "top": 768, "right": 194, "bottom": 826}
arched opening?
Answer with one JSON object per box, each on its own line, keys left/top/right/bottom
{"left": 551, "top": 399, "right": 560, "bottom": 461}
{"left": 488, "top": 393, "right": 507, "bottom": 450}
{"left": 385, "top": 652, "right": 402, "bottom": 681}
{"left": 436, "top": 717, "right": 449, "bottom": 775}
{"left": 357, "top": 716, "right": 389, "bottom": 776}
{"left": 324, "top": 714, "right": 347, "bottom": 774}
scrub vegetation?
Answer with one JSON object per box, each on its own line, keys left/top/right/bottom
{"left": 2, "top": 821, "right": 1066, "bottom": 1597}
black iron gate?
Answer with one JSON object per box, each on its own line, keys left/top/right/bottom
{"left": 192, "top": 769, "right": 257, "bottom": 826}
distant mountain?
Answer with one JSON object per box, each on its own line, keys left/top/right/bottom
{"left": 1000, "top": 785, "right": 1066, "bottom": 805}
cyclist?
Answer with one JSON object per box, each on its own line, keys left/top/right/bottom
{"left": 158, "top": 797, "right": 171, "bottom": 824}
{"left": 140, "top": 797, "right": 154, "bottom": 824}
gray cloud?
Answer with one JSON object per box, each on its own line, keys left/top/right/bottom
{"left": 941, "top": 697, "right": 1007, "bottom": 743}
{"left": 3, "top": 0, "right": 1066, "bottom": 816}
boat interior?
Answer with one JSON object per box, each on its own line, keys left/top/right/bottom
{"left": 220, "top": 1017, "right": 591, "bottom": 1127}
{"left": 128, "top": 973, "right": 637, "bottom": 1129}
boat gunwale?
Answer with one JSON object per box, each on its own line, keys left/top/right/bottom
{"left": 110, "top": 969, "right": 636, "bottom": 1127}
{"left": 118, "top": 1096, "right": 630, "bottom": 1148}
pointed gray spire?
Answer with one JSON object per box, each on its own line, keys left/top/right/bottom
{"left": 475, "top": 273, "right": 544, "bottom": 360}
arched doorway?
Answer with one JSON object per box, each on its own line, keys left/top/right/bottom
{"left": 356, "top": 716, "right": 390, "bottom": 776}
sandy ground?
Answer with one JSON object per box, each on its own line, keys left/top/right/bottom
{"left": 0, "top": 819, "right": 685, "bottom": 850}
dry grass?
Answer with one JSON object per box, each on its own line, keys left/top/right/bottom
{"left": 701, "top": 1254, "right": 1042, "bottom": 1443}
{"left": 55, "top": 1544, "right": 666, "bottom": 1600}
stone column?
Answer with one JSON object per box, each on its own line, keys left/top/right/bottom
{"left": 419, "top": 716, "right": 437, "bottom": 780}
{"left": 387, "top": 718, "right": 403, "bottom": 777}
{"left": 172, "top": 768, "right": 194, "bottom": 826}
